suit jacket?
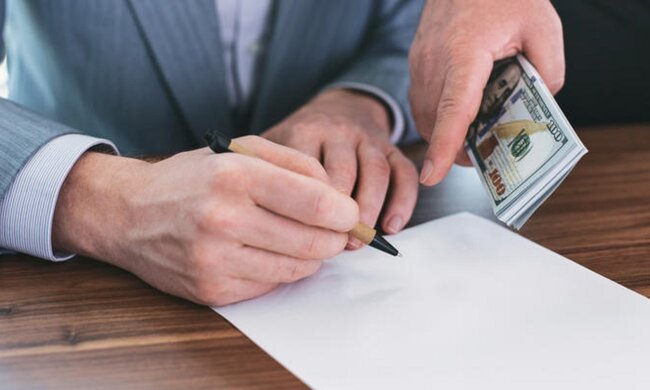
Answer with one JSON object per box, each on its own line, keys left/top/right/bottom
{"left": 0, "top": 0, "right": 422, "bottom": 200}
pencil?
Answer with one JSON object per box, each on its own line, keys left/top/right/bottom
{"left": 204, "top": 130, "right": 402, "bottom": 257}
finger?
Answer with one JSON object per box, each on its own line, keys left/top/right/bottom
{"left": 229, "top": 206, "right": 349, "bottom": 260}
{"left": 409, "top": 73, "right": 448, "bottom": 144}
{"left": 380, "top": 150, "right": 419, "bottom": 234}
{"left": 290, "top": 139, "right": 323, "bottom": 164}
{"left": 227, "top": 246, "right": 323, "bottom": 284}
{"left": 323, "top": 140, "right": 358, "bottom": 195}
{"left": 248, "top": 158, "right": 359, "bottom": 232}
{"left": 409, "top": 41, "right": 448, "bottom": 143}
{"left": 354, "top": 142, "right": 391, "bottom": 229}
{"left": 233, "top": 135, "right": 329, "bottom": 184}
{"left": 455, "top": 149, "right": 473, "bottom": 166}
{"left": 420, "top": 53, "right": 493, "bottom": 186}
{"left": 522, "top": 10, "right": 565, "bottom": 94}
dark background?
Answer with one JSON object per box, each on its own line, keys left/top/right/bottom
{"left": 553, "top": 0, "right": 650, "bottom": 126}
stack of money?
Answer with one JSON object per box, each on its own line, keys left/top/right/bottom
{"left": 465, "top": 55, "right": 587, "bottom": 229}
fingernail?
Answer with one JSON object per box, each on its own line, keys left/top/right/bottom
{"left": 347, "top": 238, "right": 362, "bottom": 250}
{"left": 386, "top": 216, "right": 403, "bottom": 235}
{"left": 419, "top": 159, "right": 433, "bottom": 184}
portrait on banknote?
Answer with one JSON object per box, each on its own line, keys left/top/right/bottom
{"left": 464, "top": 55, "right": 583, "bottom": 225}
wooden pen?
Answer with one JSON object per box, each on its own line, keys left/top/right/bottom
{"left": 204, "top": 130, "right": 402, "bottom": 257}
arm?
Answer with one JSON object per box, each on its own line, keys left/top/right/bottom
{"left": 325, "top": 0, "right": 424, "bottom": 145}
{"left": 263, "top": 1, "right": 424, "bottom": 239}
{"left": 1, "top": 104, "right": 360, "bottom": 307}
{"left": 52, "top": 138, "right": 358, "bottom": 306}
{"left": 0, "top": 133, "right": 116, "bottom": 260}
{"left": 0, "top": 99, "right": 86, "bottom": 199}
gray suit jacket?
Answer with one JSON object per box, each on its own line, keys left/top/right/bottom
{"left": 0, "top": 0, "right": 422, "bottom": 200}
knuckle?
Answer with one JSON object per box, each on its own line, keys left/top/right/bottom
{"left": 305, "top": 231, "right": 347, "bottom": 259}
{"left": 289, "top": 260, "right": 322, "bottom": 282}
{"left": 436, "top": 95, "right": 473, "bottom": 125}
{"left": 195, "top": 204, "right": 217, "bottom": 233}
{"left": 289, "top": 263, "right": 302, "bottom": 282}
{"left": 305, "top": 156, "right": 328, "bottom": 178}
{"left": 192, "top": 277, "right": 228, "bottom": 306}
{"left": 331, "top": 163, "right": 356, "bottom": 183}
{"left": 211, "top": 156, "right": 247, "bottom": 188}
{"left": 210, "top": 205, "right": 238, "bottom": 231}
{"left": 304, "top": 231, "right": 325, "bottom": 259}
{"left": 303, "top": 231, "right": 346, "bottom": 259}
{"left": 196, "top": 203, "right": 239, "bottom": 234}
{"left": 188, "top": 243, "right": 226, "bottom": 278}
{"left": 549, "top": 10, "right": 563, "bottom": 33}
{"left": 311, "top": 191, "right": 334, "bottom": 224}
{"left": 277, "top": 260, "right": 322, "bottom": 284}
{"left": 367, "top": 155, "right": 391, "bottom": 177}
{"left": 398, "top": 156, "right": 419, "bottom": 182}
{"left": 443, "top": 39, "right": 473, "bottom": 64}
{"left": 293, "top": 120, "right": 318, "bottom": 135}
{"left": 282, "top": 262, "right": 306, "bottom": 283}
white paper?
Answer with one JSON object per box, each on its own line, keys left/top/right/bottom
{"left": 214, "top": 213, "right": 650, "bottom": 389}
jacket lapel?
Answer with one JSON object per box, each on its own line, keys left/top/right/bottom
{"left": 250, "top": 0, "right": 361, "bottom": 133}
{"left": 127, "top": 0, "right": 234, "bottom": 141}
{"left": 249, "top": 0, "right": 318, "bottom": 132}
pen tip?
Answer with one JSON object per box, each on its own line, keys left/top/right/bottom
{"left": 397, "top": 252, "right": 403, "bottom": 258}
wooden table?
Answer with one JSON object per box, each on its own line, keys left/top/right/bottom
{"left": 1, "top": 124, "right": 650, "bottom": 389}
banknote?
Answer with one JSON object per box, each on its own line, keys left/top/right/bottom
{"left": 465, "top": 55, "right": 587, "bottom": 229}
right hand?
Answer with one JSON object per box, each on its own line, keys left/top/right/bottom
{"left": 409, "top": 0, "right": 564, "bottom": 186}
{"left": 52, "top": 136, "right": 359, "bottom": 306}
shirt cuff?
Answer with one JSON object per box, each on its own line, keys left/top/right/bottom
{"left": 0, "top": 134, "right": 118, "bottom": 261}
{"left": 326, "top": 82, "right": 405, "bottom": 145}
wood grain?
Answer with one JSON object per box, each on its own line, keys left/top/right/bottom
{"left": 1, "top": 123, "right": 650, "bottom": 389}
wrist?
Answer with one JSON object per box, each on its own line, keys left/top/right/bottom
{"left": 52, "top": 152, "right": 149, "bottom": 261}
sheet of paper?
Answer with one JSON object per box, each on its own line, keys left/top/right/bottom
{"left": 214, "top": 213, "right": 650, "bottom": 389}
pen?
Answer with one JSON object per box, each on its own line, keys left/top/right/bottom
{"left": 204, "top": 130, "right": 402, "bottom": 257}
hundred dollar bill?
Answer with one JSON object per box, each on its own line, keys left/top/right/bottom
{"left": 465, "top": 55, "right": 587, "bottom": 229}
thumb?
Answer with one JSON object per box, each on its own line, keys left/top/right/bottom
{"left": 420, "top": 53, "right": 492, "bottom": 186}
{"left": 230, "top": 135, "right": 331, "bottom": 184}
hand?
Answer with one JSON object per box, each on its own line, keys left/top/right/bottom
{"left": 410, "top": 0, "right": 565, "bottom": 186}
{"left": 262, "top": 89, "right": 419, "bottom": 245}
{"left": 52, "top": 137, "right": 359, "bottom": 306}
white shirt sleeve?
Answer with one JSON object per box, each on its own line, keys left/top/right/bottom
{"left": 325, "top": 82, "right": 406, "bottom": 145}
{"left": 0, "top": 134, "right": 117, "bottom": 261}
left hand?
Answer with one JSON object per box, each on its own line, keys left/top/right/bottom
{"left": 262, "top": 89, "right": 418, "bottom": 247}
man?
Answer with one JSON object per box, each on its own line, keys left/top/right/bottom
{"left": 410, "top": 0, "right": 565, "bottom": 180}
{"left": 0, "top": 0, "right": 423, "bottom": 305}
{"left": 2, "top": 0, "right": 566, "bottom": 307}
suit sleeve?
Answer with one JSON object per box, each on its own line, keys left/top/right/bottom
{"left": 0, "top": 1, "right": 90, "bottom": 201}
{"left": 0, "top": 98, "right": 87, "bottom": 201}
{"left": 324, "top": 0, "right": 425, "bottom": 144}
{"left": 0, "top": 2, "right": 118, "bottom": 259}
